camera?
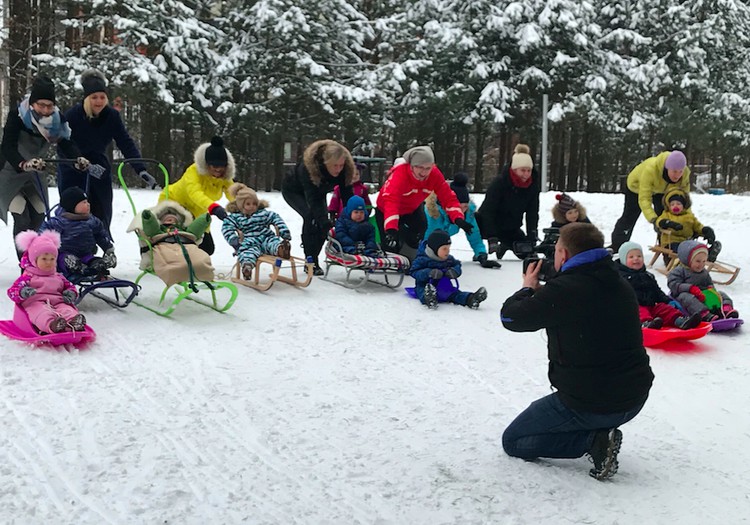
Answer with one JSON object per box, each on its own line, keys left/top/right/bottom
{"left": 512, "top": 227, "right": 560, "bottom": 260}
{"left": 522, "top": 256, "right": 557, "bottom": 282}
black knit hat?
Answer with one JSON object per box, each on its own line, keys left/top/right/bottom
{"left": 668, "top": 193, "right": 686, "bottom": 206}
{"left": 426, "top": 229, "right": 451, "bottom": 254}
{"left": 450, "top": 172, "right": 470, "bottom": 203}
{"left": 29, "top": 76, "right": 56, "bottom": 104}
{"left": 205, "top": 136, "right": 228, "bottom": 167}
{"left": 81, "top": 69, "right": 107, "bottom": 98}
{"left": 61, "top": 187, "right": 88, "bottom": 213}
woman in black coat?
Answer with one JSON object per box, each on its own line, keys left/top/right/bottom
{"left": 282, "top": 140, "right": 355, "bottom": 275}
{"left": 476, "top": 144, "right": 540, "bottom": 259}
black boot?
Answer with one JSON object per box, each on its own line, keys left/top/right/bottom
{"left": 466, "top": 287, "right": 488, "bottom": 309}
{"left": 422, "top": 283, "right": 438, "bottom": 309}
{"left": 641, "top": 317, "right": 663, "bottom": 329}
{"left": 674, "top": 312, "right": 701, "bottom": 330}
{"left": 588, "top": 428, "right": 623, "bottom": 481}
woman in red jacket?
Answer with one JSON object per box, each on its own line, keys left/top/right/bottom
{"left": 375, "top": 146, "right": 471, "bottom": 259}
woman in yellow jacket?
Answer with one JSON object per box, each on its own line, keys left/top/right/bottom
{"left": 158, "top": 136, "right": 235, "bottom": 254}
{"left": 610, "top": 150, "right": 690, "bottom": 251}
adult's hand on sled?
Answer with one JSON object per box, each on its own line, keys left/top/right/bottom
{"left": 209, "top": 203, "right": 227, "bottom": 221}
{"left": 62, "top": 289, "right": 77, "bottom": 304}
{"left": 20, "top": 158, "right": 46, "bottom": 172}
{"left": 384, "top": 229, "right": 401, "bottom": 252}
{"left": 75, "top": 157, "right": 91, "bottom": 171}
{"left": 140, "top": 170, "right": 160, "bottom": 190}
{"left": 19, "top": 286, "right": 36, "bottom": 299}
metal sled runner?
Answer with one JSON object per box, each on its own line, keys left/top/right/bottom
{"left": 323, "top": 233, "right": 410, "bottom": 290}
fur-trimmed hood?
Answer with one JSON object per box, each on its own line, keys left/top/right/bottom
{"left": 302, "top": 139, "right": 355, "bottom": 187}
{"left": 126, "top": 199, "right": 194, "bottom": 233}
{"left": 662, "top": 187, "right": 692, "bottom": 211}
{"left": 552, "top": 201, "right": 588, "bottom": 225}
{"left": 227, "top": 199, "right": 269, "bottom": 214}
{"left": 194, "top": 141, "right": 235, "bottom": 181}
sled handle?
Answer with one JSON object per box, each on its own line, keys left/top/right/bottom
{"left": 116, "top": 159, "right": 170, "bottom": 217}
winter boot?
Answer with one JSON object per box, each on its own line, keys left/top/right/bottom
{"left": 64, "top": 254, "right": 83, "bottom": 273}
{"left": 487, "top": 237, "right": 499, "bottom": 255}
{"left": 241, "top": 263, "right": 255, "bottom": 280}
{"left": 466, "top": 287, "right": 488, "bottom": 309}
{"left": 722, "top": 304, "right": 739, "bottom": 319}
{"left": 49, "top": 316, "right": 68, "bottom": 334}
{"left": 422, "top": 283, "right": 439, "bottom": 309}
{"left": 674, "top": 312, "right": 701, "bottom": 330}
{"left": 277, "top": 240, "right": 291, "bottom": 260}
{"left": 495, "top": 244, "right": 511, "bottom": 260}
{"left": 707, "top": 240, "right": 722, "bottom": 263}
{"left": 588, "top": 428, "right": 623, "bottom": 481}
{"left": 67, "top": 313, "right": 87, "bottom": 331}
{"left": 641, "top": 317, "right": 663, "bottom": 329}
{"left": 701, "top": 310, "right": 720, "bottom": 322}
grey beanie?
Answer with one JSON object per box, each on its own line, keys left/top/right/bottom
{"left": 618, "top": 241, "right": 642, "bottom": 263}
{"left": 403, "top": 146, "right": 435, "bottom": 166}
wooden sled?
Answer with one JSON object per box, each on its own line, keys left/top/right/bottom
{"left": 230, "top": 254, "right": 314, "bottom": 291}
{"left": 322, "top": 234, "right": 410, "bottom": 290}
{"left": 647, "top": 230, "right": 740, "bottom": 285}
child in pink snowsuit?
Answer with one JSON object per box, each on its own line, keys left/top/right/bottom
{"left": 8, "top": 230, "right": 86, "bottom": 333}
{"left": 327, "top": 163, "right": 371, "bottom": 220}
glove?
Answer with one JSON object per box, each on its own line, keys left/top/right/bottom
{"left": 384, "top": 229, "right": 401, "bottom": 252}
{"left": 102, "top": 248, "right": 117, "bottom": 269}
{"left": 315, "top": 218, "right": 333, "bottom": 232}
{"left": 19, "top": 286, "right": 36, "bottom": 299}
{"left": 355, "top": 241, "right": 366, "bottom": 254}
{"left": 650, "top": 217, "right": 660, "bottom": 233}
{"left": 454, "top": 218, "right": 473, "bottom": 234}
{"left": 658, "top": 219, "right": 683, "bottom": 231}
{"left": 328, "top": 210, "right": 338, "bottom": 222}
{"left": 689, "top": 285, "right": 705, "bottom": 302}
{"left": 474, "top": 253, "right": 501, "bottom": 269}
{"left": 229, "top": 238, "right": 240, "bottom": 251}
{"left": 140, "top": 170, "right": 159, "bottom": 190}
{"left": 701, "top": 226, "right": 715, "bottom": 244}
{"left": 444, "top": 268, "right": 459, "bottom": 279}
{"left": 75, "top": 157, "right": 90, "bottom": 171}
{"left": 209, "top": 204, "right": 228, "bottom": 221}
{"left": 21, "top": 158, "right": 46, "bottom": 172}
{"left": 527, "top": 230, "right": 539, "bottom": 242}
{"left": 428, "top": 268, "right": 443, "bottom": 280}
{"left": 62, "top": 289, "right": 77, "bottom": 304}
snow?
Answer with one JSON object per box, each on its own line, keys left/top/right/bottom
{"left": 0, "top": 188, "right": 749, "bottom": 523}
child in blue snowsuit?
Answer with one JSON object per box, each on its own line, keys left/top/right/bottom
{"left": 334, "top": 195, "right": 381, "bottom": 256}
{"left": 221, "top": 183, "right": 292, "bottom": 280}
{"left": 424, "top": 173, "right": 500, "bottom": 269}
{"left": 39, "top": 186, "right": 115, "bottom": 280}
{"left": 409, "top": 229, "right": 488, "bottom": 309}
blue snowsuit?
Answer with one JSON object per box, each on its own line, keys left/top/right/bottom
{"left": 39, "top": 208, "right": 113, "bottom": 276}
{"left": 335, "top": 196, "right": 379, "bottom": 256}
{"left": 409, "top": 240, "right": 471, "bottom": 305}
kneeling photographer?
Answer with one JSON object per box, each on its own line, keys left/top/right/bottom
{"left": 499, "top": 222, "right": 654, "bottom": 480}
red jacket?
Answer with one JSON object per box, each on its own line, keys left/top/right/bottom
{"left": 376, "top": 164, "right": 463, "bottom": 230}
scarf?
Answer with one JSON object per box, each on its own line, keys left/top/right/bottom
{"left": 18, "top": 95, "right": 71, "bottom": 144}
{"left": 509, "top": 168, "right": 533, "bottom": 188}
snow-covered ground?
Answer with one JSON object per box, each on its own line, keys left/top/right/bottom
{"left": 0, "top": 188, "right": 748, "bottom": 524}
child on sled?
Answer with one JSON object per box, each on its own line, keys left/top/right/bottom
{"left": 8, "top": 230, "right": 86, "bottom": 333}
{"left": 221, "top": 183, "right": 292, "bottom": 280}
{"left": 334, "top": 195, "right": 382, "bottom": 257}
{"left": 617, "top": 242, "right": 701, "bottom": 330}
{"left": 655, "top": 188, "right": 719, "bottom": 260}
{"left": 667, "top": 240, "right": 738, "bottom": 321}
{"left": 39, "top": 187, "right": 116, "bottom": 280}
{"left": 409, "top": 229, "right": 487, "bottom": 310}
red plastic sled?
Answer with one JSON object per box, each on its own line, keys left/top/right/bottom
{"left": 642, "top": 322, "right": 712, "bottom": 347}
{"left": 711, "top": 318, "right": 744, "bottom": 332}
{"left": 0, "top": 305, "right": 96, "bottom": 347}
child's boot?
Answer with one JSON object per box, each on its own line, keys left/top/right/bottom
{"left": 422, "top": 283, "right": 438, "bottom": 309}
{"left": 67, "top": 313, "right": 87, "bottom": 331}
{"left": 278, "top": 240, "right": 291, "bottom": 260}
{"left": 241, "top": 263, "right": 255, "bottom": 280}
{"left": 49, "top": 316, "right": 68, "bottom": 334}
{"left": 466, "top": 287, "right": 488, "bottom": 309}
{"left": 641, "top": 317, "right": 663, "bottom": 329}
{"left": 708, "top": 240, "right": 722, "bottom": 263}
{"left": 722, "top": 304, "right": 739, "bottom": 319}
{"left": 701, "top": 310, "right": 719, "bottom": 322}
{"left": 674, "top": 312, "right": 701, "bottom": 330}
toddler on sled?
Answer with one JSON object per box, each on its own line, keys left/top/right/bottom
{"left": 655, "top": 188, "right": 719, "bottom": 260}
{"left": 335, "top": 195, "right": 382, "bottom": 257}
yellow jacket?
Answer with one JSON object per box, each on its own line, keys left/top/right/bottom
{"left": 626, "top": 151, "right": 690, "bottom": 222}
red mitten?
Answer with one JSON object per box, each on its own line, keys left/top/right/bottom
{"left": 689, "top": 285, "right": 705, "bottom": 302}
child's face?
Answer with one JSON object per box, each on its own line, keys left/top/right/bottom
{"left": 350, "top": 209, "right": 365, "bottom": 222}
{"left": 161, "top": 213, "right": 178, "bottom": 226}
{"left": 352, "top": 170, "right": 361, "bottom": 183}
{"left": 74, "top": 199, "right": 90, "bottom": 214}
{"left": 436, "top": 244, "right": 451, "bottom": 260}
{"left": 36, "top": 253, "right": 57, "bottom": 272}
{"left": 241, "top": 199, "right": 258, "bottom": 215}
{"left": 669, "top": 200, "right": 684, "bottom": 214}
{"left": 564, "top": 208, "right": 579, "bottom": 222}
{"left": 690, "top": 252, "right": 708, "bottom": 272}
{"left": 625, "top": 249, "right": 644, "bottom": 270}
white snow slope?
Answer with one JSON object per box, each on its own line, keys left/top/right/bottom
{"left": 0, "top": 188, "right": 748, "bottom": 525}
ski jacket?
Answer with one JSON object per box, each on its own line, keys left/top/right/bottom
{"left": 626, "top": 151, "right": 690, "bottom": 222}
{"left": 617, "top": 262, "right": 672, "bottom": 307}
{"left": 222, "top": 208, "right": 291, "bottom": 249}
{"left": 667, "top": 266, "right": 715, "bottom": 296}
{"left": 376, "top": 163, "right": 463, "bottom": 231}
{"left": 477, "top": 164, "right": 540, "bottom": 239}
{"left": 424, "top": 194, "right": 485, "bottom": 257}
{"left": 334, "top": 216, "right": 378, "bottom": 255}
{"left": 39, "top": 208, "right": 112, "bottom": 258}
{"left": 501, "top": 249, "right": 654, "bottom": 413}
{"left": 409, "top": 240, "right": 462, "bottom": 284}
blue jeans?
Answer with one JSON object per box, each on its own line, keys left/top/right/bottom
{"left": 502, "top": 392, "right": 645, "bottom": 459}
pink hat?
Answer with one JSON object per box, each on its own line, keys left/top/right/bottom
{"left": 664, "top": 150, "right": 687, "bottom": 171}
{"left": 15, "top": 230, "right": 61, "bottom": 266}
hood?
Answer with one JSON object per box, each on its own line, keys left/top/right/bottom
{"left": 127, "top": 200, "right": 194, "bottom": 233}
{"left": 302, "top": 139, "right": 355, "bottom": 187}
{"left": 552, "top": 201, "right": 587, "bottom": 224}
{"left": 662, "top": 187, "right": 692, "bottom": 212}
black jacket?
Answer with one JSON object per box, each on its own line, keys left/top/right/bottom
{"left": 477, "top": 165, "right": 540, "bottom": 238}
{"left": 282, "top": 161, "right": 352, "bottom": 224}
{"left": 617, "top": 262, "right": 671, "bottom": 307}
{"left": 501, "top": 252, "right": 654, "bottom": 413}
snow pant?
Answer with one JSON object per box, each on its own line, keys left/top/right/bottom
{"left": 674, "top": 290, "right": 732, "bottom": 316}
{"left": 25, "top": 300, "right": 79, "bottom": 334}
{"left": 638, "top": 303, "right": 682, "bottom": 327}
{"left": 282, "top": 189, "right": 326, "bottom": 266}
{"left": 611, "top": 188, "right": 665, "bottom": 251}
{"left": 58, "top": 171, "right": 114, "bottom": 234}
{"left": 502, "top": 392, "right": 646, "bottom": 460}
{"left": 237, "top": 237, "right": 283, "bottom": 268}
{"left": 198, "top": 232, "right": 215, "bottom": 256}
{"left": 12, "top": 204, "right": 45, "bottom": 260}
{"left": 375, "top": 205, "right": 426, "bottom": 260}
{"left": 415, "top": 279, "right": 471, "bottom": 306}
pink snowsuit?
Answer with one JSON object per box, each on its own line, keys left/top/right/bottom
{"left": 328, "top": 181, "right": 371, "bottom": 216}
{"left": 8, "top": 253, "right": 79, "bottom": 333}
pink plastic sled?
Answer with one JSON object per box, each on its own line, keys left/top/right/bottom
{"left": 0, "top": 305, "right": 96, "bottom": 347}
{"left": 642, "top": 321, "right": 712, "bottom": 348}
